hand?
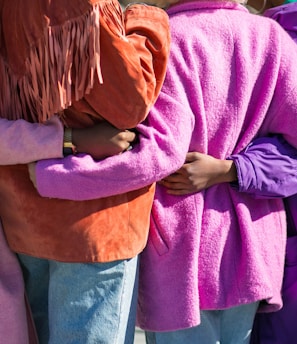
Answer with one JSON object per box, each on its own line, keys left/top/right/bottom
{"left": 72, "top": 121, "right": 137, "bottom": 160}
{"left": 159, "top": 152, "right": 237, "bottom": 195}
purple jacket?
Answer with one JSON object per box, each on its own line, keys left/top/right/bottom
{"left": 34, "top": 0, "right": 297, "bottom": 331}
{"left": 231, "top": 135, "right": 297, "bottom": 233}
{"left": 264, "top": 3, "right": 297, "bottom": 43}
{"left": 233, "top": 5, "right": 297, "bottom": 342}
{"left": 231, "top": 1, "right": 297, "bottom": 234}
{"left": 232, "top": 136, "right": 297, "bottom": 344}
{"left": 231, "top": 136, "right": 297, "bottom": 199}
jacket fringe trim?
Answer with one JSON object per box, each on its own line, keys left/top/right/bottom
{"left": 0, "top": 4, "right": 105, "bottom": 122}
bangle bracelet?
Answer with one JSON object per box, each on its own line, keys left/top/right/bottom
{"left": 63, "top": 128, "right": 77, "bottom": 156}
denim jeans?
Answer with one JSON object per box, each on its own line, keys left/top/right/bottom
{"left": 145, "top": 302, "right": 259, "bottom": 344}
{"left": 18, "top": 254, "right": 139, "bottom": 344}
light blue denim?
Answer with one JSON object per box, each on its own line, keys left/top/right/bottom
{"left": 18, "top": 254, "right": 139, "bottom": 344}
{"left": 145, "top": 302, "right": 259, "bottom": 344}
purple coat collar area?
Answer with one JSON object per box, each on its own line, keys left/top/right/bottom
{"left": 264, "top": 3, "right": 297, "bottom": 43}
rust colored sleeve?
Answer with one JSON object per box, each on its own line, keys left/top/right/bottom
{"left": 72, "top": 0, "right": 170, "bottom": 129}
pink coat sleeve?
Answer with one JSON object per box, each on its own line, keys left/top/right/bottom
{"left": 34, "top": 92, "right": 195, "bottom": 201}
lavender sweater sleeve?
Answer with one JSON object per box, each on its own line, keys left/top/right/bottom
{"left": 231, "top": 135, "right": 297, "bottom": 198}
{"left": 0, "top": 116, "right": 63, "bottom": 164}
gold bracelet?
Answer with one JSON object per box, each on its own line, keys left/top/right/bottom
{"left": 63, "top": 128, "right": 76, "bottom": 156}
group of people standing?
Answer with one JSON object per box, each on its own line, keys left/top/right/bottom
{"left": 0, "top": 0, "right": 297, "bottom": 343}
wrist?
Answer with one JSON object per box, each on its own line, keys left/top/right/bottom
{"left": 219, "top": 160, "right": 238, "bottom": 183}
{"left": 63, "top": 128, "right": 77, "bottom": 156}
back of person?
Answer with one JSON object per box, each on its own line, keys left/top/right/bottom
{"left": 13, "top": 1, "right": 297, "bottom": 342}
{"left": 0, "top": 0, "right": 171, "bottom": 343}
{"left": 249, "top": 2, "right": 297, "bottom": 343}
{"left": 136, "top": 0, "right": 297, "bottom": 335}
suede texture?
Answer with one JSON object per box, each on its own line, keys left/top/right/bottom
{"left": 0, "top": 164, "right": 155, "bottom": 262}
{"left": 0, "top": 0, "right": 169, "bottom": 263}
{"left": 0, "top": 0, "right": 170, "bottom": 126}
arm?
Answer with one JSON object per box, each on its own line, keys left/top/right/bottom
{"left": 161, "top": 135, "right": 297, "bottom": 198}
{"left": 72, "top": 122, "right": 136, "bottom": 160}
{"left": 159, "top": 151, "right": 237, "bottom": 195}
{"left": 33, "top": 80, "right": 195, "bottom": 201}
{"left": 0, "top": 1, "right": 168, "bottom": 167}
{"left": 72, "top": 0, "right": 171, "bottom": 129}
{"left": 30, "top": 22, "right": 198, "bottom": 202}
{"left": 231, "top": 135, "right": 297, "bottom": 198}
{"left": 0, "top": 115, "right": 136, "bottom": 165}
{"left": 0, "top": 116, "right": 63, "bottom": 165}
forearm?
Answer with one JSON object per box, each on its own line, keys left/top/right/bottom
{"left": 34, "top": 98, "right": 193, "bottom": 201}
{"left": 0, "top": 116, "right": 63, "bottom": 165}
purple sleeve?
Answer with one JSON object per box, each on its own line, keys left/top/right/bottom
{"left": 264, "top": 3, "right": 297, "bottom": 44}
{"left": 231, "top": 135, "right": 297, "bottom": 198}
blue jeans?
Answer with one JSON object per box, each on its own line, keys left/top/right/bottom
{"left": 18, "top": 254, "right": 139, "bottom": 344}
{"left": 145, "top": 302, "right": 259, "bottom": 344}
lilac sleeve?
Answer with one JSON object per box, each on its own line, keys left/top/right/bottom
{"left": 231, "top": 135, "right": 297, "bottom": 199}
{"left": 0, "top": 116, "right": 63, "bottom": 164}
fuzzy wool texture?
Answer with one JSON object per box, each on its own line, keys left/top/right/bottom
{"left": 35, "top": 0, "right": 297, "bottom": 332}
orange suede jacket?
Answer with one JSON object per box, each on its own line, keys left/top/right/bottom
{"left": 0, "top": 0, "right": 170, "bottom": 262}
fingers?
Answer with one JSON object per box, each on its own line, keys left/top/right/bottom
{"left": 159, "top": 180, "right": 196, "bottom": 195}
{"left": 161, "top": 172, "right": 183, "bottom": 183}
{"left": 119, "top": 130, "right": 136, "bottom": 151}
{"left": 124, "top": 130, "right": 136, "bottom": 143}
{"left": 166, "top": 188, "right": 195, "bottom": 195}
{"left": 185, "top": 151, "right": 199, "bottom": 162}
{"left": 185, "top": 151, "right": 204, "bottom": 162}
{"left": 159, "top": 179, "right": 189, "bottom": 190}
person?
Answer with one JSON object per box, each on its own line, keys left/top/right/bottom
{"left": 0, "top": 223, "right": 38, "bottom": 344}
{"left": 25, "top": 0, "right": 297, "bottom": 343}
{"left": 240, "top": 8, "right": 297, "bottom": 338}
{"left": 232, "top": 137, "right": 297, "bottom": 344}
{"left": 0, "top": 116, "right": 140, "bottom": 344}
{"left": 161, "top": 141, "right": 297, "bottom": 344}
{"left": 0, "top": 0, "right": 171, "bottom": 343}
{"left": 160, "top": 1, "right": 297, "bottom": 343}
{"left": 137, "top": 1, "right": 297, "bottom": 342}
{"left": 0, "top": 117, "right": 63, "bottom": 344}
